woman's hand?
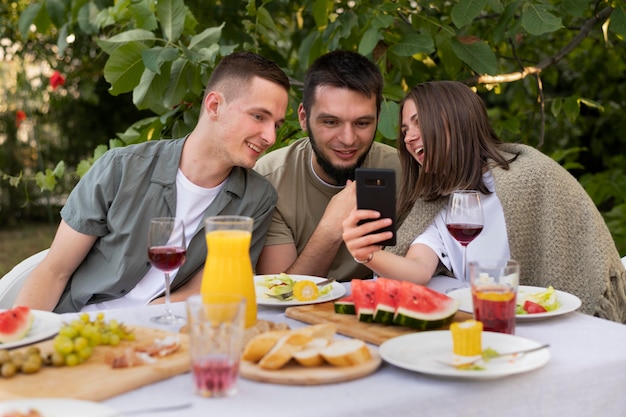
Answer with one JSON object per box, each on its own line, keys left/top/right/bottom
{"left": 342, "top": 208, "right": 393, "bottom": 263}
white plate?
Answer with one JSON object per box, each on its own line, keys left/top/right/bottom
{"left": 447, "top": 285, "right": 582, "bottom": 321}
{"left": 0, "top": 310, "right": 63, "bottom": 349}
{"left": 255, "top": 274, "right": 346, "bottom": 307}
{"left": 379, "top": 330, "right": 550, "bottom": 380}
{"left": 0, "top": 398, "right": 118, "bottom": 416}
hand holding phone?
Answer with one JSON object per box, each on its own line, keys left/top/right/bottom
{"left": 355, "top": 168, "right": 397, "bottom": 246}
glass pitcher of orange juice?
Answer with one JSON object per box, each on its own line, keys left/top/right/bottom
{"left": 201, "top": 215, "right": 256, "bottom": 328}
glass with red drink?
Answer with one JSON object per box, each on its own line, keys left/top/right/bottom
{"left": 469, "top": 259, "right": 519, "bottom": 335}
{"left": 186, "top": 294, "right": 246, "bottom": 398}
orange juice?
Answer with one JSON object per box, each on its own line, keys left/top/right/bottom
{"left": 201, "top": 229, "right": 256, "bottom": 328}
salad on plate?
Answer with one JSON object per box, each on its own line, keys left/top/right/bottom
{"left": 257, "top": 273, "right": 333, "bottom": 302}
{"left": 516, "top": 286, "right": 560, "bottom": 314}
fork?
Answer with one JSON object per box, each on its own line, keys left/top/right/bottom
{"left": 267, "top": 278, "right": 336, "bottom": 300}
{"left": 437, "top": 343, "right": 550, "bottom": 369}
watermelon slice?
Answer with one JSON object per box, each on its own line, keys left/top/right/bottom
{"left": 393, "top": 282, "right": 460, "bottom": 330}
{"left": 334, "top": 295, "right": 355, "bottom": 315}
{"left": 373, "top": 277, "right": 402, "bottom": 324}
{"left": 0, "top": 306, "right": 34, "bottom": 343}
{"left": 351, "top": 279, "right": 377, "bottom": 323}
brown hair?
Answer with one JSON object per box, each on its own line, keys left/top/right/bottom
{"left": 203, "top": 51, "right": 290, "bottom": 103}
{"left": 397, "top": 81, "right": 515, "bottom": 218}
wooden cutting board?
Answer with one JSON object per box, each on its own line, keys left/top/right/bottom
{"left": 0, "top": 327, "right": 190, "bottom": 401}
{"left": 240, "top": 346, "right": 381, "bottom": 385}
{"left": 285, "top": 302, "right": 473, "bottom": 345}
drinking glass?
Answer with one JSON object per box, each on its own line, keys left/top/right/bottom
{"left": 148, "top": 217, "right": 187, "bottom": 325}
{"left": 469, "top": 259, "right": 519, "bottom": 334}
{"left": 445, "top": 190, "right": 484, "bottom": 286}
{"left": 187, "top": 293, "right": 246, "bottom": 397}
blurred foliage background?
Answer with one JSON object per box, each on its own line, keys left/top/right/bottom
{"left": 0, "top": 0, "right": 625, "bottom": 271}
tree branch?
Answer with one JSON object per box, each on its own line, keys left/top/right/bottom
{"left": 468, "top": 6, "right": 613, "bottom": 85}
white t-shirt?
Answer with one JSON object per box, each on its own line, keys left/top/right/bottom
{"left": 411, "top": 171, "right": 510, "bottom": 280}
{"left": 82, "top": 169, "right": 225, "bottom": 311}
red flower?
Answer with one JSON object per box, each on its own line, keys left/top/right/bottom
{"left": 49, "top": 71, "right": 65, "bottom": 90}
{"left": 16, "top": 110, "right": 27, "bottom": 128}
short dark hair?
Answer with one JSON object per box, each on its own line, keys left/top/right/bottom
{"left": 301, "top": 50, "right": 383, "bottom": 114}
{"left": 204, "top": 51, "right": 290, "bottom": 101}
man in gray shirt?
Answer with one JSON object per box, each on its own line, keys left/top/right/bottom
{"left": 15, "top": 52, "right": 290, "bottom": 313}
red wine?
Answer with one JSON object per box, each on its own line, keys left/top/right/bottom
{"left": 192, "top": 357, "right": 239, "bottom": 397}
{"left": 148, "top": 246, "right": 186, "bottom": 271}
{"left": 446, "top": 223, "right": 483, "bottom": 246}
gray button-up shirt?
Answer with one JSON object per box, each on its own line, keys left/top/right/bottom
{"left": 55, "top": 138, "right": 277, "bottom": 313}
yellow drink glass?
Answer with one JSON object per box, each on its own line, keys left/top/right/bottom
{"left": 201, "top": 216, "right": 256, "bottom": 328}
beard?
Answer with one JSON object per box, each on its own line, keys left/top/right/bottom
{"left": 307, "top": 120, "right": 372, "bottom": 185}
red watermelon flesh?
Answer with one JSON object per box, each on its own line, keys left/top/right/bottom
{"left": 393, "top": 281, "right": 460, "bottom": 330}
{"left": 0, "top": 306, "right": 34, "bottom": 343}
{"left": 373, "top": 277, "right": 402, "bottom": 324}
{"left": 351, "top": 279, "right": 377, "bottom": 323}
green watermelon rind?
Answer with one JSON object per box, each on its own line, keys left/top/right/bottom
{"left": 373, "top": 304, "right": 395, "bottom": 324}
{"left": 393, "top": 301, "right": 459, "bottom": 330}
{"left": 334, "top": 299, "right": 356, "bottom": 315}
{"left": 357, "top": 307, "right": 375, "bottom": 323}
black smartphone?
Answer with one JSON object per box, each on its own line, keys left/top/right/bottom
{"left": 355, "top": 168, "right": 397, "bottom": 246}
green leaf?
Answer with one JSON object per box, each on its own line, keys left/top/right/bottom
{"left": 104, "top": 42, "right": 148, "bottom": 95}
{"left": 77, "top": 1, "right": 100, "bottom": 34}
{"left": 578, "top": 97, "right": 604, "bottom": 112}
{"left": 97, "top": 29, "right": 156, "bottom": 55}
{"left": 156, "top": 0, "right": 186, "bottom": 42}
{"left": 18, "top": 3, "right": 42, "bottom": 39}
{"left": 563, "top": 96, "right": 580, "bottom": 122}
{"left": 46, "top": 0, "right": 67, "bottom": 27}
{"left": 257, "top": 7, "right": 279, "bottom": 33}
{"left": 358, "top": 27, "right": 381, "bottom": 56}
{"left": 188, "top": 24, "right": 224, "bottom": 50}
{"left": 56, "top": 23, "right": 69, "bottom": 56}
{"left": 521, "top": 3, "right": 563, "bottom": 36}
{"left": 52, "top": 161, "right": 65, "bottom": 177}
{"left": 129, "top": 0, "right": 158, "bottom": 31}
{"left": 133, "top": 63, "right": 172, "bottom": 111}
{"left": 163, "top": 57, "right": 191, "bottom": 108}
{"left": 551, "top": 97, "right": 563, "bottom": 117}
{"left": 609, "top": 4, "right": 626, "bottom": 38}
{"left": 93, "top": 144, "right": 109, "bottom": 161}
{"left": 142, "top": 46, "right": 179, "bottom": 74}
{"left": 451, "top": 37, "right": 498, "bottom": 75}
{"left": 560, "top": 0, "right": 588, "bottom": 18}
{"left": 109, "top": 139, "right": 126, "bottom": 148}
{"left": 389, "top": 33, "right": 435, "bottom": 56}
{"left": 35, "top": 169, "right": 57, "bottom": 192}
{"left": 379, "top": 99, "right": 399, "bottom": 140}
{"left": 451, "top": 0, "right": 487, "bottom": 29}
{"left": 312, "top": 0, "right": 330, "bottom": 29}
{"left": 76, "top": 160, "right": 93, "bottom": 178}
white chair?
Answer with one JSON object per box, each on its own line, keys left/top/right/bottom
{"left": 0, "top": 249, "right": 49, "bottom": 309}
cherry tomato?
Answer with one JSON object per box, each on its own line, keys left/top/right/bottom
{"left": 523, "top": 300, "right": 547, "bottom": 314}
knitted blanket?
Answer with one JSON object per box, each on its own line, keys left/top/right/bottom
{"left": 387, "top": 143, "right": 626, "bottom": 322}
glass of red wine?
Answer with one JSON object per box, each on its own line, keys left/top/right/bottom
{"left": 148, "top": 217, "right": 187, "bottom": 325}
{"left": 445, "top": 190, "right": 484, "bottom": 286}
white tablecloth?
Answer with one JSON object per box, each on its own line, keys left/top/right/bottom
{"left": 62, "top": 278, "right": 626, "bottom": 417}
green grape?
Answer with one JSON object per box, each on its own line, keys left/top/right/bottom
{"left": 65, "top": 353, "right": 80, "bottom": 366}
{"left": 52, "top": 312, "right": 135, "bottom": 367}
{"left": 53, "top": 335, "right": 75, "bottom": 355}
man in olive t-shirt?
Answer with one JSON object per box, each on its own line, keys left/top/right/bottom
{"left": 254, "top": 51, "right": 401, "bottom": 281}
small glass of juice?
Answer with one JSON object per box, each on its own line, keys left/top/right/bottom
{"left": 469, "top": 259, "right": 519, "bottom": 335}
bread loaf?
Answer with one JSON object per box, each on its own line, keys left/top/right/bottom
{"left": 292, "top": 338, "right": 331, "bottom": 367}
{"left": 241, "top": 329, "right": 291, "bottom": 362}
{"left": 320, "top": 339, "right": 371, "bottom": 366}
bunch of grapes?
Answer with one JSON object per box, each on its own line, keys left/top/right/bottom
{"left": 51, "top": 312, "right": 134, "bottom": 366}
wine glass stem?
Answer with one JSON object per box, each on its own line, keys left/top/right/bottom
{"left": 163, "top": 272, "right": 173, "bottom": 318}
{"left": 462, "top": 246, "right": 468, "bottom": 285}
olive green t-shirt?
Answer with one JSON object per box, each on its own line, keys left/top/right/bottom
{"left": 254, "top": 137, "right": 401, "bottom": 281}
